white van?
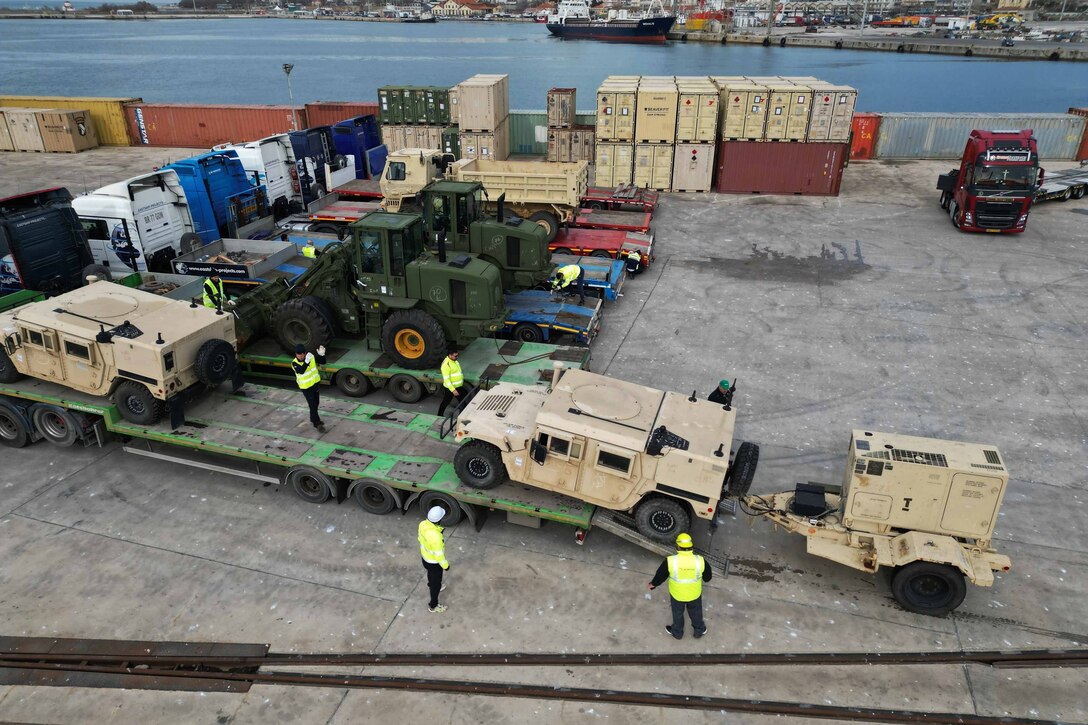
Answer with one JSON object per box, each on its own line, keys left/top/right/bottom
{"left": 72, "top": 170, "right": 200, "bottom": 277}
{"left": 215, "top": 134, "right": 303, "bottom": 219}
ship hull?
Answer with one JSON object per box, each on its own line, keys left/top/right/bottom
{"left": 546, "top": 16, "right": 676, "bottom": 43}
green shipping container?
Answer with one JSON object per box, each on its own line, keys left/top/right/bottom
{"left": 403, "top": 87, "right": 429, "bottom": 125}
{"left": 425, "top": 87, "right": 451, "bottom": 126}
{"left": 442, "top": 126, "right": 460, "bottom": 158}
{"left": 378, "top": 87, "right": 404, "bottom": 125}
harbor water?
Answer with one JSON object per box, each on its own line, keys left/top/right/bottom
{"left": 0, "top": 18, "right": 1085, "bottom": 112}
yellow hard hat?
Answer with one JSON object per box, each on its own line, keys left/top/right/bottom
{"left": 676, "top": 533, "right": 693, "bottom": 549}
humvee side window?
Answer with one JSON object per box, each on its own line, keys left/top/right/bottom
{"left": 597, "top": 449, "right": 633, "bottom": 476}
{"left": 26, "top": 329, "right": 44, "bottom": 347}
{"left": 537, "top": 432, "right": 582, "bottom": 461}
{"left": 64, "top": 340, "right": 91, "bottom": 361}
{"left": 549, "top": 437, "right": 570, "bottom": 456}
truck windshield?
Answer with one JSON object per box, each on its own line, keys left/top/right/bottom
{"left": 973, "top": 164, "right": 1037, "bottom": 189}
{"left": 401, "top": 223, "right": 425, "bottom": 263}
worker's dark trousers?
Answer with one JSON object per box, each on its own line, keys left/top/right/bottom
{"left": 301, "top": 386, "right": 321, "bottom": 425}
{"left": 670, "top": 596, "right": 706, "bottom": 637}
{"left": 574, "top": 269, "right": 586, "bottom": 303}
{"left": 422, "top": 558, "right": 444, "bottom": 608}
{"left": 437, "top": 384, "right": 466, "bottom": 417}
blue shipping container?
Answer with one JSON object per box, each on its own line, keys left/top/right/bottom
{"left": 166, "top": 150, "right": 261, "bottom": 244}
{"left": 332, "top": 115, "right": 382, "bottom": 179}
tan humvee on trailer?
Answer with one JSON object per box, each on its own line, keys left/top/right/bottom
{"left": 450, "top": 366, "right": 758, "bottom": 542}
{"left": 0, "top": 280, "right": 238, "bottom": 427}
{"left": 741, "top": 429, "right": 1012, "bottom": 616}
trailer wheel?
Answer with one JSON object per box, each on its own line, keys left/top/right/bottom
{"left": 113, "top": 381, "right": 165, "bottom": 425}
{"left": 551, "top": 247, "right": 574, "bottom": 257}
{"left": 285, "top": 465, "right": 333, "bottom": 504}
{"left": 272, "top": 196, "right": 290, "bottom": 221}
{"left": 420, "top": 491, "right": 463, "bottom": 526}
{"left": 81, "top": 264, "right": 112, "bottom": 283}
{"left": 513, "top": 323, "right": 544, "bottom": 343}
{"left": 0, "top": 348, "right": 24, "bottom": 384}
{"left": 0, "top": 403, "right": 30, "bottom": 448}
{"left": 351, "top": 478, "right": 397, "bottom": 515}
{"left": 529, "top": 211, "right": 560, "bottom": 242}
{"left": 890, "top": 562, "right": 967, "bottom": 617}
{"left": 635, "top": 496, "right": 690, "bottom": 543}
{"left": 1059, "top": 188, "right": 1072, "bottom": 201}
{"left": 725, "top": 442, "right": 759, "bottom": 498}
{"left": 589, "top": 250, "right": 613, "bottom": 259}
{"left": 31, "top": 406, "right": 79, "bottom": 447}
{"left": 1073, "top": 186, "right": 1086, "bottom": 200}
{"left": 179, "top": 233, "right": 202, "bottom": 255}
{"left": 939, "top": 191, "right": 951, "bottom": 211}
{"left": 335, "top": 368, "right": 373, "bottom": 397}
{"left": 311, "top": 223, "right": 340, "bottom": 235}
{"left": 454, "top": 441, "right": 507, "bottom": 490}
{"left": 273, "top": 296, "right": 335, "bottom": 352}
{"left": 388, "top": 374, "right": 425, "bottom": 404}
{"left": 381, "top": 308, "right": 447, "bottom": 370}
{"left": 587, "top": 201, "right": 604, "bottom": 210}
{"left": 194, "top": 338, "right": 236, "bottom": 386}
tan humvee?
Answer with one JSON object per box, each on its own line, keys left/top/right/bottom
{"left": 451, "top": 367, "right": 755, "bottom": 542}
{"left": 744, "top": 429, "right": 1012, "bottom": 616}
{"left": 0, "top": 280, "right": 238, "bottom": 425}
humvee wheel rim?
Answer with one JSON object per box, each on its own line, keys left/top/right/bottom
{"left": 0, "top": 412, "right": 17, "bottom": 440}
{"left": 649, "top": 510, "right": 676, "bottom": 533}
{"left": 40, "top": 412, "right": 68, "bottom": 439}
{"left": 297, "top": 474, "right": 323, "bottom": 496}
{"left": 211, "top": 353, "right": 230, "bottom": 374}
{"left": 126, "top": 397, "right": 147, "bottom": 415}
{"left": 467, "top": 457, "right": 491, "bottom": 479}
{"left": 394, "top": 329, "right": 425, "bottom": 359}
{"left": 908, "top": 573, "right": 952, "bottom": 605}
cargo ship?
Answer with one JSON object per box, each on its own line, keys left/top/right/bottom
{"left": 546, "top": 0, "right": 677, "bottom": 44}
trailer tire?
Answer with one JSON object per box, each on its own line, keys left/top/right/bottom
{"left": 388, "top": 374, "right": 425, "bottom": 404}
{"left": 420, "top": 491, "right": 463, "bottom": 526}
{"left": 331, "top": 154, "right": 349, "bottom": 171}
{"left": 529, "top": 211, "right": 560, "bottom": 242}
{"left": 31, "top": 406, "right": 79, "bottom": 447}
{"left": 273, "top": 297, "right": 335, "bottom": 352}
{"left": 285, "top": 465, "right": 333, "bottom": 504}
{"left": 311, "top": 184, "right": 326, "bottom": 200}
{"left": 725, "top": 441, "right": 759, "bottom": 498}
{"left": 381, "top": 308, "right": 447, "bottom": 370}
{"left": 194, "top": 338, "right": 236, "bottom": 386}
{"left": 311, "top": 224, "right": 340, "bottom": 235}
{"left": 81, "top": 264, "right": 112, "bottom": 283}
{"left": 272, "top": 196, "right": 290, "bottom": 221}
{"left": 587, "top": 201, "right": 605, "bottom": 210}
{"left": 0, "top": 403, "right": 30, "bottom": 448}
{"left": 1073, "top": 186, "right": 1086, "bottom": 200}
{"left": 589, "top": 250, "right": 612, "bottom": 259}
{"left": 513, "top": 323, "right": 544, "bottom": 343}
{"left": 551, "top": 247, "right": 574, "bottom": 257}
{"left": 1059, "top": 188, "right": 1072, "bottom": 201}
{"left": 179, "top": 233, "right": 202, "bottom": 255}
{"left": 335, "top": 368, "right": 373, "bottom": 397}
{"left": 634, "top": 496, "right": 691, "bottom": 543}
{"left": 351, "top": 479, "right": 397, "bottom": 515}
{"left": 891, "top": 561, "right": 967, "bottom": 617}
{"left": 113, "top": 381, "right": 165, "bottom": 425}
{"left": 0, "top": 348, "right": 23, "bottom": 384}
{"left": 454, "top": 441, "right": 507, "bottom": 490}
{"left": 939, "top": 190, "right": 951, "bottom": 210}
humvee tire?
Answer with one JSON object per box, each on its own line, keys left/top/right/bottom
{"left": 113, "top": 381, "right": 165, "bottom": 425}
{"left": 194, "top": 338, "right": 236, "bottom": 386}
{"left": 273, "top": 297, "right": 335, "bottom": 352}
{"left": 634, "top": 496, "right": 691, "bottom": 543}
{"left": 81, "top": 264, "right": 112, "bottom": 283}
{"left": 0, "top": 348, "right": 24, "bottom": 384}
{"left": 891, "top": 562, "right": 967, "bottom": 617}
{"left": 725, "top": 442, "right": 759, "bottom": 498}
{"left": 381, "top": 309, "right": 447, "bottom": 370}
{"left": 454, "top": 441, "right": 507, "bottom": 490}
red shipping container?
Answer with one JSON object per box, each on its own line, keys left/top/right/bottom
{"left": 124, "top": 103, "right": 307, "bottom": 147}
{"left": 1069, "top": 107, "right": 1088, "bottom": 161}
{"left": 716, "top": 141, "right": 848, "bottom": 196}
{"left": 304, "top": 101, "right": 380, "bottom": 128}
{"left": 850, "top": 112, "right": 881, "bottom": 160}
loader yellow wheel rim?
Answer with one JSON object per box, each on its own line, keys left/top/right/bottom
{"left": 394, "top": 329, "right": 425, "bottom": 359}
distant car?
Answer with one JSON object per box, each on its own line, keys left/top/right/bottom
{"left": 1001, "top": 37, "right": 1015, "bottom": 46}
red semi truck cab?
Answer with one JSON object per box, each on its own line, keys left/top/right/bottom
{"left": 937, "top": 129, "right": 1040, "bottom": 233}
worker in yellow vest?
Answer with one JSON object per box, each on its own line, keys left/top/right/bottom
{"left": 436, "top": 345, "right": 465, "bottom": 417}
{"left": 291, "top": 342, "right": 327, "bottom": 430}
{"left": 202, "top": 273, "right": 227, "bottom": 310}
{"left": 302, "top": 239, "right": 318, "bottom": 259}
{"left": 648, "top": 532, "right": 712, "bottom": 639}
{"left": 624, "top": 248, "right": 643, "bottom": 275}
{"left": 550, "top": 263, "right": 586, "bottom": 305}
{"left": 418, "top": 506, "right": 450, "bottom": 613}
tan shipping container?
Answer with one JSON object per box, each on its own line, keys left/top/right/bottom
{"left": 448, "top": 86, "right": 460, "bottom": 125}
{"left": 569, "top": 128, "right": 582, "bottom": 162}
{"left": 459, "top": 116, "right": 509, "bottom": 161}
{"left": 456, "top": 74, "right": 509, "bottom": 132}
{"left": 579, "top": 127, "right": 595, "bottom": 162}
{"left": 596, "top": 82, "right": 637, "bottom": 141}
{"left": 416, "top": 125, "right": 443, "bottom": 151}
{"left": 0, "top": 95, "right": 137, "bottom": 145}
{"left": 5, "top": 108, "right": 45, "bottom": 152}
{"left": 559, "top": 128, "right": 572, "bottom": 162}
{"left": 720, "top": 82, "right": 767, "bottom": 139}
{"left": 382, "top": 125, "right": 407, "bottom": 152}
{"left": 547, "top": 88, "right": 577, "bottom": 129}
{"left": 806, "top": 83, "right": 836, "bottom": 141}
{"left": 0, "top": 108, "right": 16, "bottom": 151}
{"left": 594, "top": 141, "right": 634, "bottom": 187}
{"left": 826, "top": 85, "right": 858, "bottom": 142}
{"left": 742, "top": 84, "right": 769, "bottom": 140}
{"left": 783, "top": 85, "right": 813, "bottom": 141}
{"left": 36, "top": 109, "right": 99, "bottom": 153}
{"left": 676, "top": 79, "right": 719, "bottom": 142}
{"left": 764, "top": 84, "right": 812, "bottom": 141}
{"left": 635, "top": 81, "right": 679, "bottom": 144}
{"left": 671, "top": 142, "right": 715, "bottom": 192}
{"left": 633, "top": 143, "right": 673, "bottom": 191}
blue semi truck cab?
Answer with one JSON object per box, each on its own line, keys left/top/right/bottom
{"left": 332, "top": 115, "right": 383, "bottom": 179}
{"left": 289, "top": 126, "right": 349, "bottom": 205}
{"left": 166, "top": 150, "right": 272, "bottom": 245}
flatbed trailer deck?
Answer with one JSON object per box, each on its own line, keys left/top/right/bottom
{"left": 1036, "top": 163, "right": 1088, "bottom": 202}
{"left": 581, "top": 185, "right": 659, "bottom": 213}
{"left": 573, "top": 209, "right": 652, "bottom": 233}
{"left": 550, "top": 228, "right": 655, "bottom": 267}
{"left": 332, "top": 178, "right": 383, "bottom": 200}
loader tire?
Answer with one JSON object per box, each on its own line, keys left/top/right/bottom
{"left": 273, "top": 297, "right": 335, "bottom": 353}
{"left": 381, "top": 309, "right": 447, "bottom": 370}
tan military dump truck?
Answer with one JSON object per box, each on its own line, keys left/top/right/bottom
{"left": 740, "top": 429, "right": 1012, "bottom": 616}
{"left": 450, "top": 366, "right": 758, "bottom": 542}
{"left": 0, "top": 280, "right": 238, "bottom": 426}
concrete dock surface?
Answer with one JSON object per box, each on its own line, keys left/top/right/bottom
{"left": 1, "top": 147, "right": 1086, "bottom": 723}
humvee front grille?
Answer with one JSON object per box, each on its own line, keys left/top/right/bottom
{"left": 478, "top": 395, "right": 517, "bottom": 414}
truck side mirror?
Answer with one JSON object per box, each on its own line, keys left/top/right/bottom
{"left": 4, "top": 333, "right": 19, "bottom": 354}
{"left": 530, "top": 439, "right": 547, "bottom": 465}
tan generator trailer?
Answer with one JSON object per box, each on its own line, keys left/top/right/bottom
{"left": 740, "top": 429, "right": 1012, "bottom": 616}
{"left": 0, "top": 280, "right": 238, "bottom": 428}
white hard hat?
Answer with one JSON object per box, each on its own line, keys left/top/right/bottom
{"left": 427, "top": 506, "right": 446, "bottom": 523}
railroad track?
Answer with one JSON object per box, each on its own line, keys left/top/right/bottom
{"left": 1, "top": 637, "right": 1086, "bottom": 725}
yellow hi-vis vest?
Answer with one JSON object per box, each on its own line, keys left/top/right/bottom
{"left": 294, "top": 353, "right": 321, "bottom": 390}
{"left": 418, "top": 519, "right": 448, "bottom": 568}
{"left": 441, "top": 356, "right": 463, "bottom": 393}
{"left": 667, "top": 551, "right": 705, "bottom": 602}
{"left": 302, "top": 244, "right": 317, "bottom": 259}
{"left": 555, "top": 264, "right": 580, "bottom": 288}
{"left": 202, "top": 278, "right": 225, "bottom": 309}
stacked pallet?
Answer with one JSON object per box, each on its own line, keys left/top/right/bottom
{"left": 546, "top": 88, "right": 595, "bottom": 164}
{"left": 377, "top": 85, "right": 454, "bottom": 156}
{"left": 0, "top": 107, "right": 98, "bottom": 153}
{"left": 455, "top": 74, "right": 510, "bottom": 161}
